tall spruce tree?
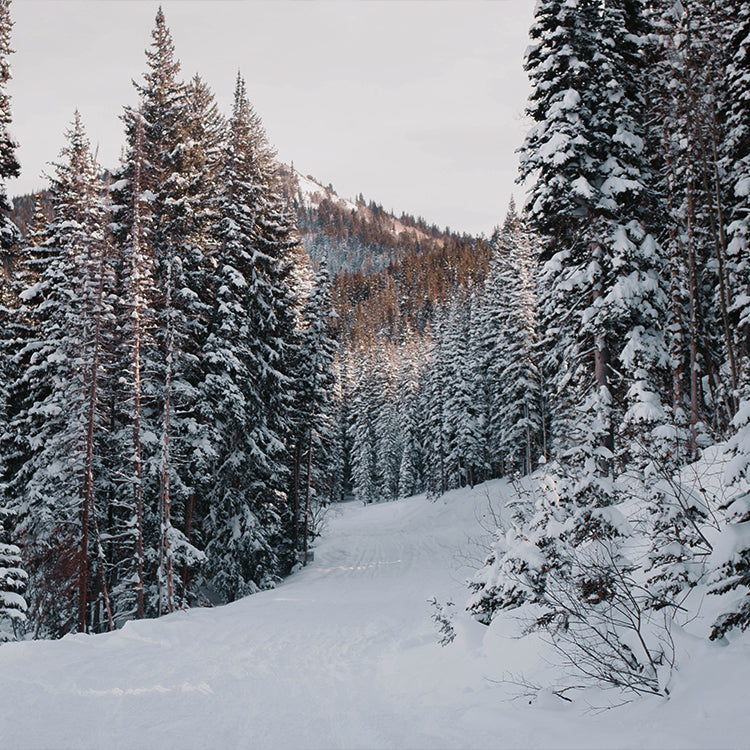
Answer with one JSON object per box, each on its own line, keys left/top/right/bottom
{"left": 707, "top": 0, "right": 750, "bottom": 641}
{"left": 7, "top": 114, "right": 114, "bottom": 636}
{"left": 294, "top": 261, "right": 339, "bottom": 551}
{"left": 201, "top": 74, "right": 298, "bottom": 600}
{"left": 349, "top": 351, "right": 379, "bottom": 505}
{"left": 723, "top": 1, "right": 750, "bottom": 379}
{"left": 111, "top": 8, "right": 211, "bottom": 616}
{"left": 508, "top": 1, "right": 671, "bottom": 685}
{"left": 0, "top": 0, "right": 27, "bottom": 638}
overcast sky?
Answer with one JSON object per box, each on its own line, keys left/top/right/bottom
{"left": 6, "top": 1, "right": 533, "bottom": 237}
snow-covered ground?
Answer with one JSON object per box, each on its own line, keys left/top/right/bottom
{"left": 0, "top": 480, "right": 747, "bottom": 749}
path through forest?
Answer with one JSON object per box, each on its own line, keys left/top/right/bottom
{"left": 0, "top": 480, "right": 745, "bottom": 749}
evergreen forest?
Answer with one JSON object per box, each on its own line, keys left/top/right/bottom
{"left": 0, "top": 0, "right": 749, "bottom": 702}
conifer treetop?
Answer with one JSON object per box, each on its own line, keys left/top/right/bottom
{"left": 0, "top": 0, "right": 19, "bottom": 243}
{"left": 140, "top": 6, "right": 181, "bottom": 100}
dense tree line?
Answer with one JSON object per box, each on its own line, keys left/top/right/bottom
{"left": 343, "top": 205, "right": 538, "bottom": 505}
{"left": 332, "top": 232, "right": 491, "bottom": 346}
{"left": 340, "top": 0, "right": 750, "bottom": 694}
{"left": 0, "top": 6, "right": 341, "bottom": 638}
{"left": 2, "top": 0, "right": 750, "bottom": 688}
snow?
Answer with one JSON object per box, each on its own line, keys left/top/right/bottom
{"left": 539, "top": 131, "right": 572, "bottom": 165}
{"left": 0, "top": 479, "right": 748, "bottom": 749}
{"left": 571, "top": 175, "right": 595, "bottom": 198}
{"left": 734, "top": 175, "right": 750, "bottom": 197}
{"left": 292, "top": 167, "right": 359, "bottom": 214}
{"left": 19, "top": 281, "right": 43, "bottom": 302}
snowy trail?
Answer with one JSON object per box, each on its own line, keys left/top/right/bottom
{"left": 0, "top": 484, "right": 503, "bottom": 750}
{"left": 0, "top": 481, "right": 747, "bottom": 749}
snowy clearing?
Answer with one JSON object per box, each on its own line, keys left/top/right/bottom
{"left": 0, "top": 479, "right": 747, "bottom": 750}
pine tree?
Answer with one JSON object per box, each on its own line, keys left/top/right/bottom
{"left": 722, "top": 1, "right": 750, "bottom": 380}
{"left": 7, "top": 114, "right": 114, "bottom": 636}
{"left": 507, "top": 1, "right": 672, "bottom": 687}
{"left": 111, "top": 8, "right": 213, "bottom": 616}
{"left": 0, "top": 0, "right": 19, "bottom": 255}
{"left": 109, "top": 7, "right": 189, "bottom": 618}
{"left": 442, "top": 294, "right": 483, "bottom": 488}
{"left": 420, "top": 319, "right": 448, "bottom": 499}
{"left": 294, "top": 261, "right": 339, "bottom": 551}
{"left": 0, "top": 0, "right": 27, "bottom": 638}
{"left": 480, "top": 204, "right": 542, "bottom": 476}
{"left": 397, "top": 339, "right": 424, "bottom": 499}
{"left": 109, "top": 112, "right": 155, "bottom": 623}
{"left": 0, "top": 510, "right": 26, "bottom": 641}
{"left": 702, "top": 1, "right": 750, "bottom": 643}
{"left": 201, "top": 73, "right": 298, "bottom": 599}
{"left": 349, "top": 352, "right": 379, "bottom": 505}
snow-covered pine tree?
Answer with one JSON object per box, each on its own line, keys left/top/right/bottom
{"left": 233, "top": 77, "right": 301, "bottom": 575}
{"left": 327, "top": 355, "right": 346, "bottom": 506}
{"left": 442, "top": 293, "right": 484, "bottom": 489}
{"left": 0, "top": 0, "right": 27, "bottom": 639}
{"left": 397, "top": 389, "right": 422, "bottom": 499}
{"left": 199, "top": 80, "right": 261, "bottom": 597}
{"left": 506, "top": 0, "right": 672, "bottom": 687}
{"left": 489, "top": 203, "right": 542, "bottom": 476}
{"left": 656, "top": 1, "right": 738, "bottom": 439}
{"left": 201, "top": 73, "right": 298, "bottom": 600}
{"left": 156, "top": 70, "right": 224, "bottom": 611}
{"left": 0, "top": 204, "right": 56, "bottom": 579}
{"left": 706, "top": 0, "right": 750, "bottom": 641}
{"left": 349, "top": 350, "right": 379, "bottom": 505}
{"left": 8, "top": 114, "right": 114, "bottom": 636}
{"left": 293, "top": 259, "right": 339, "bottom": 553}
{"left": 372, "top": 347, "right": 401, "bottom": 501}
{"left": 109, "top": 112, "right": 152, "bottom": 623}
{"left": 397, "top": 336, "right": 425, "bottom": 499}
{"left": 640, "top": 2, "right": 739, "bottom": 611}
{"left": 111, "top": 9, "right": 214, "bottom": 616}
{"left": 109, "top": 7, "right": 186, "bottom": 619}
{"left": 0, "top": 0, "right": 19, "bottom": 256}
{"left": 420, "top": 318, "right": 448, "bottom": 499}
{"left": 473, "top": 227, "right": 510, "bottom": 477}
{"left": 522, "top": 0, "right": 668, "bottom": 458}
{"left": 722, "top": 1, "right": 750, "bottom": 382}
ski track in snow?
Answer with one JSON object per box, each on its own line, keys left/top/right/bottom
{"left": 0, "top": 479, "right": 746, "bottom": 749}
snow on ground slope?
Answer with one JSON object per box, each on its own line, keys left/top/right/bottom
{"left": 0, "top": 480, "right": 747, "bottom": 749}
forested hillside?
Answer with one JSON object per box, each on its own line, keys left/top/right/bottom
{"left": 0, "top": 6, "right": 343, "bottom": 638}
{"left": 12, "top": 169, "right": 492, "bottom": 349}
{"left": 279, "top": 166, "right": 493, "bottom": 345}
{"left": 2, "top": 0, "right": 750, "bottom": 713}
{"left": 339, "top": 0, "right": 750, "bottom": 699}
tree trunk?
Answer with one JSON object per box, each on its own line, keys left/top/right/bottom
{"left": 182, "top": 492, "right": 195, "bottom": 596}
{"left": 293, "top": 442, "right": 301, "bottom": 553}
{"left": 686, "top": 175, "right": 700, "bottom": 457}
{"left": 132, "top": 114, "right": 146, "bottom": 620}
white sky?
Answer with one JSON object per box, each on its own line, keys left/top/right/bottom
{"left": 6, "top": 0, "right": 533, "bottom": 237}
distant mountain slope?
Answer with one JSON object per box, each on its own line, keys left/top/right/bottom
{"left": 279, "top": 164, "right": 457, "bottom": 276}
{"left": 278, "top": 166, "right": 492, "bottom": 344}
{"left": 10, "top": 166, "right": 492, "bottom": 346}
